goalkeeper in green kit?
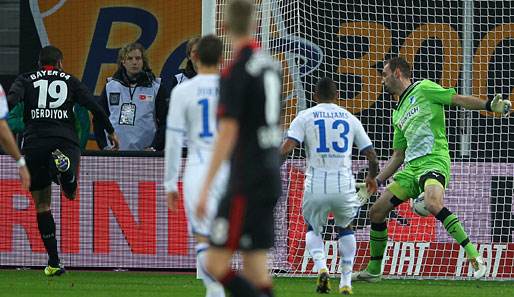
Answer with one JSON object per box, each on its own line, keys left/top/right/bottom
{"left": 352, "top": 57, "right": 511, "bottom": 282}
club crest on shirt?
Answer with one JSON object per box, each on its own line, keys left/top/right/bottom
{"left": 109, "top": 92, "right": 120, "bottom": 105}
{"left": 409, "top": 95, "right": 416, "bottom": 104}
{"left": 139, "top": 94, "right": 153, "bottom": 101}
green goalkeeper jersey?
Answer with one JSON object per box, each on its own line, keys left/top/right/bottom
{"left": 392, "top": 79, "right": 456, "bottom": 162}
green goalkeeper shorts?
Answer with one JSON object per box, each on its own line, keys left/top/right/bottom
{"left": 387, "top": 154, "right": 450, "bottom": 201}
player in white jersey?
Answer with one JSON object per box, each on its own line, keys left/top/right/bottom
{"left": 171, "top": 36, "right": 199, "bottom": 148}
{"left": 164, "top": 35, "right": 226, "bottom": 297}
{"left": 281, "top": 77, "right": 379, "bottom": 295}
{"left": 0, "top": 83, "right": 30, "bottom": 190}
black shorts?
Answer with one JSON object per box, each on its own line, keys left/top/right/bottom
{"left": 22, "top": 137, "right": 80, "bottom": 191}
{"left": 209, "top": 191, "right": 279, "bottom": 251}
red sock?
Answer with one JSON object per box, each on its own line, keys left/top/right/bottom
{"left": 259, "top": 284, "right": 274, "bottom": 297}
{"left": 218, "top": 270, "right": 261, "bottom": 297}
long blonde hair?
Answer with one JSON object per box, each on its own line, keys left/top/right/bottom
{"left": 186, "top": 36, "right": 200, "bottom": 59}
{"left": 117, "top": 43, "right": 151, "bottom": 71}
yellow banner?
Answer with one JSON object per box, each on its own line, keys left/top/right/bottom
{"left": 33, "top": 0, "right": 202, "bottom": 149}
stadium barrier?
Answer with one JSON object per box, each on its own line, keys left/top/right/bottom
{"left": 1, "top": 153, "right": 513, "bottom": 280}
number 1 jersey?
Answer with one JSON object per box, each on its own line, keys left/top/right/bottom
{"left": 286, "top": 103, "right": 373, "bottom": 193}
{"left": 167, "top": 74, "right": 220, "bottom": 154}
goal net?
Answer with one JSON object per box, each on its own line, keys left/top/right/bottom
{"left": 212, "top": 0, "right": 514, "bottom": 280}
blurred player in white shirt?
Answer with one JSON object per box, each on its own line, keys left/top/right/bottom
{"left": 164, "top": 35, "right": 226, "bottom": 297}
{"left": 0, "top": 83, "right": 30, "bottom": 190}
{"left": 280, "top": 77, "right": 379, "bottom": 294}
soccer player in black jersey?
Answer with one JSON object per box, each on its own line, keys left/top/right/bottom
{"left": 7, "top": 45, "right": 120, "bottom": 276}
{"left": 196, "top": 1, "right": 282, "bottom": 297}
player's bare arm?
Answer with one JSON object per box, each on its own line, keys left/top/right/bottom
{"left": 361, "top": 146, "right": 379, "bottom": 194}
{"left": 166, "top": 192, "right": 179, "bottom": 211}
{"left": 77, "top": 82, "right": 119, "bottom": 148}
{"left": 0, "top": 119, "right": 30, "bottom": 189}
{"left": 280, "top": 137, "right": 299, "bottom": 163}
{"left": 107, "top": 132, "right": 120, "bottom": 150}
{"left": 197, "top": 117, "right": 239, "bottom": 219}
{"left": 164, "top": 119, "right": 184, "bottom": 211}
{"left": 452, "top": 93, "right": 511, "bottom": 115}
{"left": 376, "top": 147, "right": 406, "bottom": 184}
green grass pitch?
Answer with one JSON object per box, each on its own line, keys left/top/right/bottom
{"left": 1, "top": 270, "right": 513, "bottom": 297}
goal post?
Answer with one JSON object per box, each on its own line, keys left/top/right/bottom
{"left": 202, "top": 0, "right": 216, "bottom": 35}
{"left": 210, "top": 0, "right": 514, "bottom": 280}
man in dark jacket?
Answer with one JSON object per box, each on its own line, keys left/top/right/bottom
{"left": 170, "top": 36, "right": 200, "bottom": 90}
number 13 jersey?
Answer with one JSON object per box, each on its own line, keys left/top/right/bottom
{"left": 286, "top": 103, "right": 373, "bottom": 194}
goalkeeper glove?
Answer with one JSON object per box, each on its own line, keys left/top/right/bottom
{"left": 486, "top": 94, "right": 511, "bottom": 116}
{"left": 356, "top": 183, "right": 372, "bottom": 206}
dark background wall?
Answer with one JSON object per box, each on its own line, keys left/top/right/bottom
{"left": 0, "top": 0, "right": 19, "bottom": 90}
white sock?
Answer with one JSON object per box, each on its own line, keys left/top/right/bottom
{"left": 196, "top": 242, "right": 210, "bottom": 280}
{"left": 338, "top": 231, "right": 356, "bottom": 288}
{"left": 196, "top": 243, "right": 226, "bottom": 297}
{"left": 306, "top": 231, "right": 327, "bottom": 272}
{"left": 206, "top": 282, "right": 225, "bottom": 297}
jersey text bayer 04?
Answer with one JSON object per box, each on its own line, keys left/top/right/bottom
{"left": 218, "top": 42, "right": 282, "bottom": 197}
{"left": 286, "top": 103, "right": 373, "bottom": 194}
{"left": 7, "top": 66, "right": 114, "bottom": 145}
{"left": 392, "top": 80, "right": 455, "bottom": 162}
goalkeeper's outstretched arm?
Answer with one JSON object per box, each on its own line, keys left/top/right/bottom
{"left": 452, "top": 93, "right": 511, "bottom": 116}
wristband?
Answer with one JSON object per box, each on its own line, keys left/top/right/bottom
{"left": 485, "top": 100, "right": 492, "bottom": 112}
{"left": 376, "top": 178, "right": 382, "bottom": 187}
{"left": 16, "top": 157, "right": 26, "bottom": 168}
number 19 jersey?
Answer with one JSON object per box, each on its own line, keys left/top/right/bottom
{"left": 7, "top": 66, "right": 114, "bottom": 145}
{"left": 286, "top": 103, "right": 372, "bottom": 193}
